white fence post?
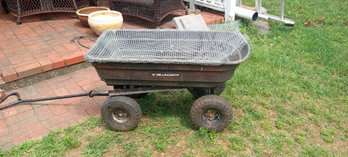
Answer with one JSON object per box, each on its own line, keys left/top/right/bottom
{"left": 224, "top": 0, "right": 237, "bottom": 21}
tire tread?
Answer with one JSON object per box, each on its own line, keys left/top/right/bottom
{"left": 101, "top": 96, "right": 142, "bottom": 131}
{"left": 190, "top": 95, "right": 232, "bottom": 132}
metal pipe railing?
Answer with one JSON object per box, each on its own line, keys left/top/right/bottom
{"left": 185, "top": 0, "right": 294, "bottom": 25}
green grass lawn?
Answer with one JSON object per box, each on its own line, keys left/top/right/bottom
{"left": 1, "top": 0, "right": 347, "bottom": 156}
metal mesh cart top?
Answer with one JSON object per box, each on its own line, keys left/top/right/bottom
{"left": 85, "top": 29, "right": 250, "bottom": 66}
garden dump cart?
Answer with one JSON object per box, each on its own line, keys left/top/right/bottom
{"left": 0, "top": 28, "right": 250, "bottom": 132}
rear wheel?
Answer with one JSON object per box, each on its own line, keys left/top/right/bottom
{"left": 101, "top": 96, "right": 142, "bottom": 131}
{"left": 190, "top": 95, "right": 232, "bottom": 132}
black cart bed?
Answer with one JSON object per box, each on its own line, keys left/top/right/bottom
{"left": 85, "top": 29, "right": 250, "bottom": 88}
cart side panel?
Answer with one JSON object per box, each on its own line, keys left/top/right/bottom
{"left": 92, "top": 63, "right": 239, "bottom": 88}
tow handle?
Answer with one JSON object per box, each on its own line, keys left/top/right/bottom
{"left": 0, "top": 90, "right": 110, "bottom": 111}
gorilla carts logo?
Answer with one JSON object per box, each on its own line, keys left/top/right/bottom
{"left": 152, "top": 73, "right": 180, "bottom": 77}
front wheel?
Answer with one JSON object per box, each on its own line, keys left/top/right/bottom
{"left": 189, "top": 95, "right": 232, "bottom": 132}
{"left": 101, "top": 96, "right": 142, "bottom": 131}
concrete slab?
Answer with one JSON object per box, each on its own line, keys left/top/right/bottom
{"left": 173, "top": 14, "right": 210, "bottom": 31}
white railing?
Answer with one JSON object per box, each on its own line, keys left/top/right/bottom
{"left": 254, "top": 0, "right": 295, "bottom": 25}
{"left": 184, "top": 0, "right": 295, "bottom": 25}
{"left": 184, "top": 0, "right": 237, "bottom": 21}
{"left": 189, "top": 0, "right": 225, "bottom": 11}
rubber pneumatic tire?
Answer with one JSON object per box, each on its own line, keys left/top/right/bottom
{"left": 101, "top": 96, "right": 142, "bottom": 131}
{"left": 190, "top": 95, "right": 232, "bottom": 132}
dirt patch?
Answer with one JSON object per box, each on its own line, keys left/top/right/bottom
{"left": 152, "top": 135, "right": 191, "bottom": 157}
{"left": 64, "top": 127, "right": 104, "bottom": 157}
{"left": 102, "top": 143, "right": 123, "bottom": 157}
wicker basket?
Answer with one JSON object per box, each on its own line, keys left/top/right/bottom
{"left": 4, "top": 0, "right": 89, "bottom": 24}
{"left": 110, "top": 0, "right": 185, "bottom": 25}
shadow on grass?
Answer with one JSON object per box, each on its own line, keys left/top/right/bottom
{"left": 136, "top": 89, "right": 195, "bottom": 130}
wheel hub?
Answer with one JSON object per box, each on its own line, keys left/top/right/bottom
{"left": 204, "top": 109, "right": 221, "bottom": 121}
{"left": 111, "top": 110, "right": 129, "bottom": 123}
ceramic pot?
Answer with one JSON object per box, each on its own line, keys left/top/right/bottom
{"left": 88, "top": 10, "right": 123, "bottom": 35}
{"left": 76, "top": 7, "right": 110, "bottom": 27}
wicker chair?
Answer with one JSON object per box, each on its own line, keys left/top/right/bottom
{"left": 4, "top": 0, "right": 89, "bottom": 24}
{"left": 110, "top": 0, "right": 186, "bottom": 24}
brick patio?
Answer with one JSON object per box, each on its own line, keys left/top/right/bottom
{"left": 0, "top": 8, "right": 224, "bottom": 149}
{"left": 0, "top": 67, "right": 109, "bottom": 149}
{"left": 0, "top": 11, "right": 224, "bottom": 84}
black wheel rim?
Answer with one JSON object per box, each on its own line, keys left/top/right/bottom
{"left": 202, "top": 108, "right": 222, "bottom": 125}
{"left": 110, "top": 108, "right": 130, "bottom": 124}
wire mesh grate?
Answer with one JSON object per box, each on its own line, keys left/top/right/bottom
{"left": 85, "top": 24, "right": 250, "bottom": 65}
